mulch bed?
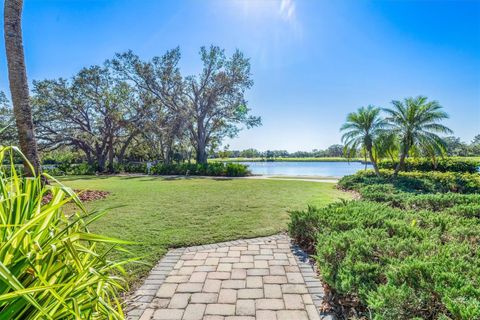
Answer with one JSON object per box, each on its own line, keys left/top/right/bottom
{"left": 43, "top": 189, "right": 110, "bottom": 204}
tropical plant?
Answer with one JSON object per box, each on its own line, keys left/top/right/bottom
{"left": 4, "top": 0, "right": 41, "bottom": 176}
{"left": 373, "top": 131, "right": 398, "bottom": 163}
{"left": 0, "top": 146, "right": 129, "bottom": 319}
{"left": 383, "top": 96, "right": 452, "bottom": 176}
{"left": 341, "top": 105, "right": 385, "bottom": 176}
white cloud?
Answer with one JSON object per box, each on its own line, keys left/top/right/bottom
{"left": 279, "top": 0, "right": 296, "bottom": 22}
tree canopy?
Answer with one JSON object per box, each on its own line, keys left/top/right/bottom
{"left": 2, "top": 45, "right": 262, "bottom": 171}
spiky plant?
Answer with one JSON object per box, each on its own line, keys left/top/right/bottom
{"left": 0, "top": 146, "right": 130, "bottom": 319}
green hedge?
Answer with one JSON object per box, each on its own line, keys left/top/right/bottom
{"left": 43, "top": 162, "right": 250, "bottom": 177}
{"left": 359, "top": 184, "right": 480, "bottom": 218}
{"left": 150, "top": 162, "right": 250, "bottom": 177}
{"left": 338, "top": 169, "right": 480, "bottom": 193}
{"left": 378, "top": 158, "right": 480, "bottom": 173}
{"left": 114, "top": 162, "right": 147, "bottom": 174}
{"left": 289, "top": 201, "right": 480, "bottom": 319}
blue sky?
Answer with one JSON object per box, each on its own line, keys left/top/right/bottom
{"left": 0, "top": 0, "right": 479, "bottom": 151}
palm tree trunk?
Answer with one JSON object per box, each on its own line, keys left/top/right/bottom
{"left": 394, "top": 147, "right": 408, "bottom": 177}
{"left": 367, "top": 147, "right": 380, "bottom": 177}
{"left": 4, "top": 0, "right": 41, "bottom": 176}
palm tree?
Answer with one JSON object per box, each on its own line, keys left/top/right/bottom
{"left": 374, "top": 131, "right": 398, "bottom": 163}
{"left": 4, "top": 0, "right": 41, "bottom": 176}
{"left": 341, "top": 105, "right": 385, "bottom": 176}
{"left": 383, "top": 96, "right": 452, "bottom": 176}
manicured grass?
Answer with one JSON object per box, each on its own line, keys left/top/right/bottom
{"left": 59, "top": 175, "right": 349, "bottom": 284}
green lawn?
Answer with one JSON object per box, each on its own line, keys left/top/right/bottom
{"left": 58, "top": 175, "right": 349, "bottom": 284}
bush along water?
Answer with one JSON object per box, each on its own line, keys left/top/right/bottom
{"left": 290, "top": 168, "right": 480, "bottom": 319}
{"left": 0, "top": 146, "right": 131, "bottom": 319}
{"left": 43, "top": 161, "right": 250, "bottom": 177}
{"left": 338, "top": 169, "right": 480, "bottom": 193}
{"left": 150, "top": 162, "right": 250, "bottom": 177}
{"left": 378, "top": 157, "right": 480, "bottom": 173}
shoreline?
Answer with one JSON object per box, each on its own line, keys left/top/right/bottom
{"left": 210, "top": 157, "right": 370, "bottom": 163}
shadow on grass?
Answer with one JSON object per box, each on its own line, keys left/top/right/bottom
{"left": 57, "top": 175, "right": 113, "bottom": 182}
{"left": 140, "top": 176, "right": 234, "bottom": 182}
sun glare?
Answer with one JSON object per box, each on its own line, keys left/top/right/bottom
{"left": 229, "top": 0, "right": 297, "bottom": 23}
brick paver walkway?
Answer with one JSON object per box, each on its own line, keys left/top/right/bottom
{"left": 126, "top": 235, "right": 332, "bottom": 320}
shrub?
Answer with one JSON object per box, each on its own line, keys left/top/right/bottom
{"left": 114, "top": 162, "right": 147, "bottom": 174}
{"left": 0, "top": 146, "right": 128, "bottom": 319}
{"left": 338, "top": 169, "right": 480, "bottom": 193}
{"left": 379, "top": 158, "right": 480, "bottom": 173}
{"left": 289, "top": 201, "right": 480, "bottom": 319}
{"left": 225, "top": 163, "right": 249, "bottom": 177}
{"left": 288, "top": 206, "right": 322, "bottom": 251}
{"left": 42, "top": 166, "right": 66, "bottom": 176}
{"left": 70, "top": 163, "right": 98, "bottom": 175}
{"left": 150, "top": 162, "right": 250, "bottom": 177}
{"left": 443, "top": 204, "right": 480, "bottom": 219}
{"left": 294, "top": 166, "right": 480, "bottom": 318}
{"left": 358, "top": 184, "right": 480, "bottom": 215}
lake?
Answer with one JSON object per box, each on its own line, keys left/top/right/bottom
{"left": 240, "top": 161, "right": 371, "bottom": 177}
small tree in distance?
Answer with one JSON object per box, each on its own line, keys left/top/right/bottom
{"left": 341, "top": 105, "right": 385, "bottom": 176}
{"left": 383, "top": 96, "right": 452, "bottom": 176}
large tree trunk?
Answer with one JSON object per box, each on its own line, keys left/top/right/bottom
{"left": 165, "top": 143, "right": 172, "bottom": 165}
{"left": 117, "top": 132, "right": 137, "bottom": 164}
{"left": 85, "top": 150, "right": 93, "bottom": 166}
{"left": 97, "top": 155, "right": 105, "bottom": 173}
{"left": 196, "top": 140, "right": 207, "bottom": 164}
{"left": 4, "top": 0, "right": 41, "bottom": 176}
{"left": 195, "top": 124, "right": 208, "bottom": 164}
{"left": 107, "top": 136, "right": 114, "bottom": 173}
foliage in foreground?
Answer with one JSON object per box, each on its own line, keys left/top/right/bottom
{"left": 0, "top": 147, "right": 129, "bottom": 319}
{"left": 378, "top": 157, "right": 480, "bottom": 173}
{"left": 289, "top": 201, "right": 480, "bottom": 319}
{"left": 291, "top": 168, "right": 480, "bottom": 319}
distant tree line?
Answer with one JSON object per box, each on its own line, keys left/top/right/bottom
{"left": 212, "top": 144, "right": 345, "bottom": 159}
{"left": 0, "top": 46, "right": 261, "bottom": 172}
{"left": 442, "top": 135, "right": 480, "bottom": 157}
{"left": 211, "top": 135, "right": 480, "bottom": 161}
